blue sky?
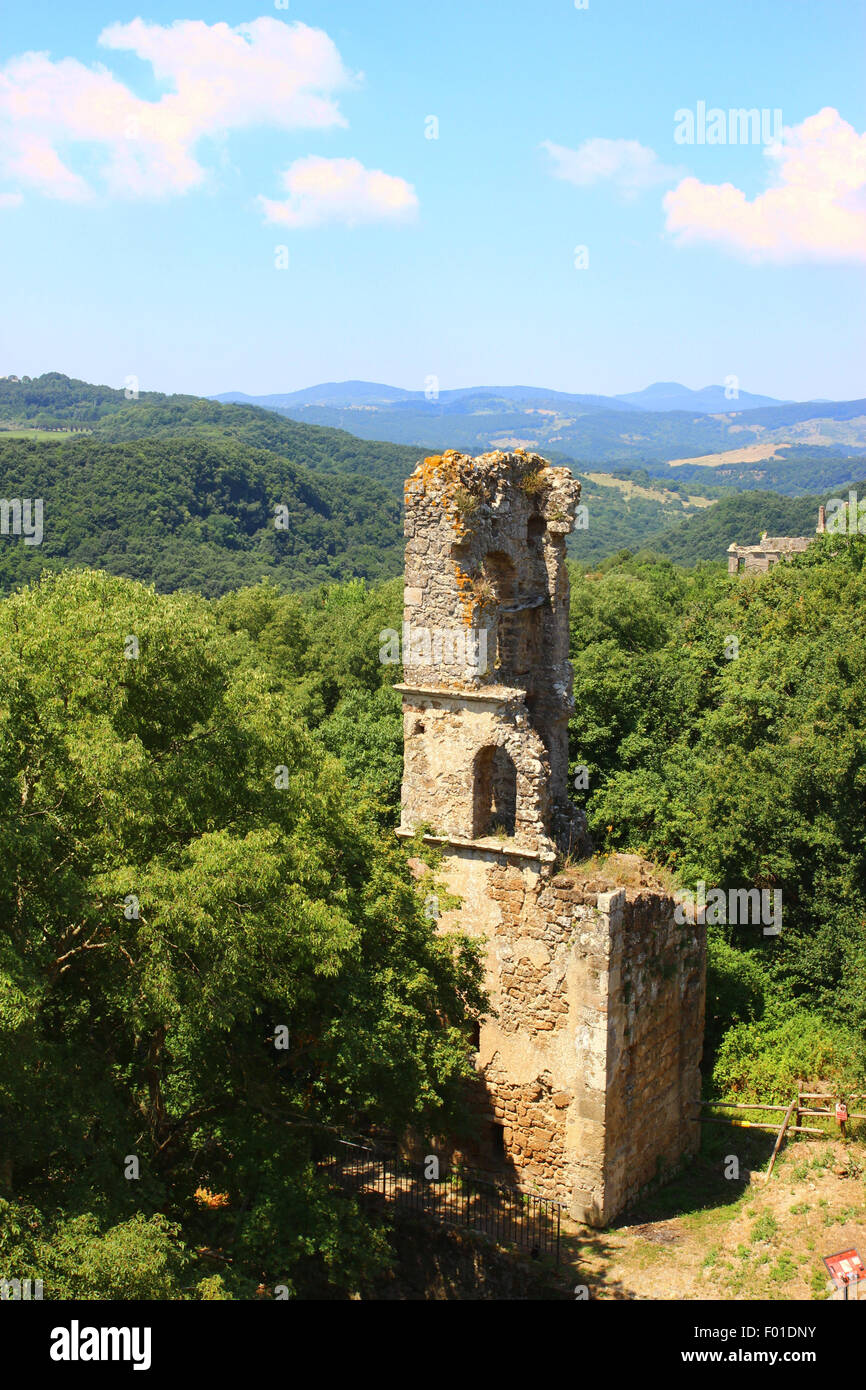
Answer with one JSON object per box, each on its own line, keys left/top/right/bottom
{"left": 1, "top": 0, "right": 864, "bottom": 400}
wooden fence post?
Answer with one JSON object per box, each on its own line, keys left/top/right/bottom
{"left": 764, "top": 1095, "right": 798, "bottom": 1184}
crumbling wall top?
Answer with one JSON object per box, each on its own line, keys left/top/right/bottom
{"left": 403, "top": 448, "right": 581, "bottom": 540}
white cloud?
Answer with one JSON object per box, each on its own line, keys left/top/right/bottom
{"left": 663, "top": 107, "right": 866, "bottom": 263}
{"left": 0, "top": 18, "right": 355, "bottom": 200}
{"left": 542, "top": 137, "right": 683, "bottom": 196}
{"left": 0, "top": 191, "right": 24, "bottom": 208}
{"left": 258, "top": 156, "right": 418, "bottom": 229}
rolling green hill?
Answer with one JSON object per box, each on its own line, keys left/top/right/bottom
{"left": 92, "top": 397, "right": 428, "bottom": 495}
{"left": 648, "top": 445, "right": 866, "bottom": 495}
{"left": 0, "top": 371, "right": 187, "bottom": 425}
{"left": 2, "top": 373, "right": 864, "bottom": 591}
{"left": 634, "top": 486, "right": 865, "bottom": 566}
{"left": 0, "top": 374, "right": 428, "bottom": 495}
{"left": 569, "top": 470, "right": 721, "bottom": 564}
{"left": 0, "top": 433, "right": 403, "bottom": 597}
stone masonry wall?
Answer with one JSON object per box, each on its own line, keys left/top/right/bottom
{"left": 436, "top": 850, "right": 705, "bottom": 1224}
{"left": 399, "top": 449, "right": 580, "bottom": 853}
{"left": 398, "top": 448, "right": 707, "bottom": 1227}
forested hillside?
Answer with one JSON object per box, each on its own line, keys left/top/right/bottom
{"left": 0, "top": 371, "right": 183, "bottom": 425}
{"left": 0, "top": 434, "right": 403, "bottom": 595}
{"left": 569, "top": 540, "right": 866, "bottom": 1097}
{"left": 92, "top": 398, "right": 426, "bottom": 495}
{"left": 569, "top": 471, "right": 721, "bottom": 563}
{"left": 654, "top": 445, "right": 866, "bottom": 496}
{"left": 636, "top": 487, "right": 846, "bottom": 565}
{"left": 3, "top": 377, "right": 865, "bottom": 588}
{"left": 2, "top": 514, "right": 864, "bottom": 1296}
{"left": 0, "top": 374, "right": 426, "bottom": 495}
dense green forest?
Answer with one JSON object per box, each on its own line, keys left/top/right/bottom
{"left": 1, "top": 373, "right": 864, "bottom": 1298}
{"left": 3, "top": 376, "right": 864, "bottom": 586}
{"left": 0, "top": 372, "right": 183, "bottom": 425}
{"left": 0, "top": 374, "right": 426, "bottom": 496}
{"left": 92, "top": 398, "right": 426, "bottom": 494}
{"left": 0, "top": 434, "right": 403, "bottom": 595}
{"left": 0, "top": 569, "right": 482, "bottom": 1298}
{"left": 564, "top": 472, "right": 718, "bottom": 563}
{"left": 1, "top": 423, "right": 856, "bottom": 587}
{"left": 568, "top": 541, "right": 866, "bottom": 1097}
{"left": 2, "top": 540, "right": 864, "bottom": 1296}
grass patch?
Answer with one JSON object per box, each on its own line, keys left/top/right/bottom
{"left": 751, "top": 1212, "right": 778, "bottom": 1243}
{"left": 769, "top": 1253, "right": 797, "bottom": 1283}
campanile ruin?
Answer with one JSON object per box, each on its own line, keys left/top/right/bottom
{"left": 397, "top": 449, "right": 706, "bottom": 1225}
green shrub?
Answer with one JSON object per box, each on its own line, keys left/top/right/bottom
{"left": 712, "top": 1011, "right": 863, "bottom": 1103}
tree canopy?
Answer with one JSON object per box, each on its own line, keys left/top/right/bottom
{"left": 0, "top": 569, "right": 483, "bottom": 1297}
{"left": 568, "top": 540, "right": 866, "bottom": 1097}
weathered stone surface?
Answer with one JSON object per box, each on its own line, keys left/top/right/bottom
{"left": 396, "top": 449, "right": 706, "bottom": 1226}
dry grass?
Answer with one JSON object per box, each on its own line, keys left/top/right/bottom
{"left": 555, "top": 850, "right": 680, "bottom": 896}
{"left": 668, "top": 444, "right": 791, "bottom": 467}
{"left": 584, "top": 472, "right": 714, "bottom": 508}
{"left": 561, "top": 1133, "right": 866, "bottom": 1301}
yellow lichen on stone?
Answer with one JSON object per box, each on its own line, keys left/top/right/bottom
{"left": 454, "top": 562, "right": 477, "bottom": 628}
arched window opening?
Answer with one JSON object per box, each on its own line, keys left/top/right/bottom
{"left": 473, "top": 745, "right": 517, "bottom": 838}
{"left": 483, "top": 551, "right": 516, "bottom": 672}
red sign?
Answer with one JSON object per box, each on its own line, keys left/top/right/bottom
{"left": 835, "top": 1101, "right": 848, "bottom": 1124}
{"left": 824, "top": 1248, "right": 866, "bottom": 1288}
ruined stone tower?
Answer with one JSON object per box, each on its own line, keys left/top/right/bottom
{"left": 397, "top": 449, "right": 706, "bottom": 1225}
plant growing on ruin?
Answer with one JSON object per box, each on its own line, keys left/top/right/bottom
{"left": 452, "top": 485, "right": 479, "bottom": 521}
{"left": 470, "top": 572, "right": 496, "bottom": 609}
{"left": 518, "top": 469, "right": 547, "bottom": 495}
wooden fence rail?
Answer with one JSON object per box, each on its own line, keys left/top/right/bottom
{"left": 697, "top": 1078, "right": 864, "bottom": 1181}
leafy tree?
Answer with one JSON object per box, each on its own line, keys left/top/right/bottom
{"left": 0, "top": 569, "right": 483, "bottom": 1297}
{"left": 569, "top": 540, "right": 866, "bottom": 1090}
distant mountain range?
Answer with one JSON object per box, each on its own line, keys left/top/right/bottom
{"left": 215, "top": 379, "right": 798, "bottom": 415}
{"left": 613, "top": 381, "right": 793, "bottom": 412}
{"left": 211, "top": 380, "right": 866, "bottom": 470}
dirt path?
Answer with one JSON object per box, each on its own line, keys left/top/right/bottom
{"left": 561, "top": 1136, "right": 865, "bottom": 1300}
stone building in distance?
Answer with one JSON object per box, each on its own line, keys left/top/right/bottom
{"left": 727, "top": 505, "right": 826, "bottom": 574}
{"left": 397, "top": 448, "right": 706, "bottom": 1225}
